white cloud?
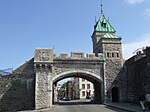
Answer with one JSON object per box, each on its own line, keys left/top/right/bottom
{"left": 124, "top": 0, "right": 145, "bottom": 4}
{"left": 123, "top": 33, "right": 150, "bottom": 59}
{"left": 143, "top": 9, "right": 150, "bottom": 17}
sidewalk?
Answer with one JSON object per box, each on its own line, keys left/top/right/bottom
{"left": 18, "top": 105, "right": 59, "bottom": 112}
{"left": 104, "top": 102, "right": 150, "bottom": 112}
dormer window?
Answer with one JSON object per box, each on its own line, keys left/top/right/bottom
{"left": 101, "top": 22, "right": 107, "bottom": 28}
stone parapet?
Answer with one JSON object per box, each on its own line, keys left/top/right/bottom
{"left": 34, "top": 48, "right": 104, "bottom": 61}
{"left": 55, "top": 52, "right": 104, "bottom": 60}
{"left": 34, "top": 48, "right": 53, "bottom": 63}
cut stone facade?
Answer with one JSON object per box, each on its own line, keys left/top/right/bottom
{"left": 34, "top": 50, "right": 105, "bottom": 109}
{"left": 91, "top": 15, "right": 124, "bottom": 102}
{"left": 125, "top": 47, "right": 150, "bottom": 102}
{"left": 0, "top": 59, "right": 35, "bottom": 112}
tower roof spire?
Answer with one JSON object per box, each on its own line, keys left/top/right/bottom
{"left": 100, "top": 0, "right": 103, "bottom": 15}
{"left": 94, "top": 0, "right": 115, "bottom": 33}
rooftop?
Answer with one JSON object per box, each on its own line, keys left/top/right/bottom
{"left": 94, "top": 15, "right": 116, "bottom": 33}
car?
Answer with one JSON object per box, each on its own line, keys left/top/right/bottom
{"left": 63, "top": 97, "right": 70, "bottom": 101}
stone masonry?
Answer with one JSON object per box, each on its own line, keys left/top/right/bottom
{"left": 34, "top": 48, "right": 105, "bottom": 109}
{"left": 125, "top": 47, "right": 150, "bottom": 102}
{"left": 1, "top": 7, "right": 149, "bottom": 112}
{"left": 0, "top": 59, "right": 35, "bottom": 112}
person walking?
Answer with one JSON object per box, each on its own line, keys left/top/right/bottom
{"left": 146, "top": 94, "right": 150, "bottom": 111}
{"left": 139, "top": 94, "right": 146, "bottom": 111}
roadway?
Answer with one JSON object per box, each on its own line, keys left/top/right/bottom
{"left": 48, "top": 100, "right": 127, "bottom": 112}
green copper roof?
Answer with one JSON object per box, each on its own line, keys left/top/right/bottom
{"left": 103, "top": 33, "right": 121, "bottom": 38}
{"left": 94, "top": 15, "right": 116, "bottom": 33}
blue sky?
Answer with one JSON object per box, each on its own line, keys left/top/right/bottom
{"left": 0, "top": 0, "right": 150, "bottom": 70}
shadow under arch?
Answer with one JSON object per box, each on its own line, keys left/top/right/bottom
{"left": 52, "top": 70, "right": 104, "bottom": 104}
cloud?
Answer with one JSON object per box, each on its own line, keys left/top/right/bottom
{"left": 123, "top": 33, "right": 150, "bottom": 59}
{"left": 124, "top": 0, "right": 145, "bottom": 4}
{"left": 143, "top": 9, "right": 150, "bottom": 17}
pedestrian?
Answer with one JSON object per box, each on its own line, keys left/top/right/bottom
{"left": 146, "top": 93, "right": 150, "bottom": 111}
{"left": 139, "top": 94, "right": 146, "bottom": 111}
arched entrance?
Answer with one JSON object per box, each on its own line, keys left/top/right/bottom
{"left": 52, "top": 70, "right": 104, "bottom": 104}
{"left": 111, "top": 87, "right": 119, "bottom": 102}
{"left": 34, "top": 49, "right": 105, "bottom": 110}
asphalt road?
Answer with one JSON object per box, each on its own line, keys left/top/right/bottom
{"left": 48, "top": 100, "right": 127, "bottom": 112}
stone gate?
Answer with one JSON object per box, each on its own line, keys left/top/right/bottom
{"left": 34, "top": 48, "right": 105, "bottom": 109}
{"left": 0, "top": 7, "right": 126, "bottom": 111}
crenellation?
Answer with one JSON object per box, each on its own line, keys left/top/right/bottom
{"left": 71, "top": 52, "right": 85, "bottom": 58}
{"left": 54, "top": 52, "right": 104, "bottom": 60}
{"left": 86, "top": 53, "right": 95, "bottom": 58}
{"left": 59, "top": 53, "right": 68, "bottom": 59}
{"left": 98, "top": 53, "right": 104, "bottom": 59}
{"left": 34, "top": 48, "right": 53, "bottom": 63}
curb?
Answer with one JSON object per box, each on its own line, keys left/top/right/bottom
{"left": 104, "top": 103, "right": 138, "bottom": 112}
{"left": 18, "top": 105, "right": 59, "bottom": 112}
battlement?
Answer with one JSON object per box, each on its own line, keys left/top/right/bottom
{"left": 55, "top": 52, "right": 104, "bottom": 60}
{"left": 34, "top": 48, "right": 53, "bottom": 62}
{"left": 34, "top": 48, "right": 104, "bottom": 63}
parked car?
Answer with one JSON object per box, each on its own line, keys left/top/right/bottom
{"left": 63, "top": 97, "right": 70, "bottom": 101}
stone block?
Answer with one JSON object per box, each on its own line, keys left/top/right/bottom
{"left": 59, "top": 53, "right": 68, "bottom": 59}
{"left": 71, "top": 52, "right": 84, "bottom": 59}
{"left": 86, "top": 53, "right": 95, "bottom": 58}
{"left": 34, "top": 48, "right": 53, "bottom": 62}
{"left": 98, "top": 53, "right": 104, "bottom": 59}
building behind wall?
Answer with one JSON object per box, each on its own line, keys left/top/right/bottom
{"left": 73, "top": 78, "right": 94, "bottom": 99}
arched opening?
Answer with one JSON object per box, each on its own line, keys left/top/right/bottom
{"left": 52, "top": 70, "right": 104, "bottom": 105}
{"left": 111, "top": 87, "right": 119, "bottom": 102}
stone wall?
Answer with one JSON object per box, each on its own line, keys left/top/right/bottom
{"left": 0, "top": 59, "right": 35, "bottom": 112}
{"left": 34, "top": 65, "right": 52, "bottom": 110}
{"left": 98, "top": 38, "right": 124, "bottom": 102}
{"left": 34, "top": 49, "right": 105, "bottom": 109}
{"left": 52, "top": 59, "right": 104, "bottom": 81}
{"left": 125, "top": 47, "right": 150, "bottom": 102}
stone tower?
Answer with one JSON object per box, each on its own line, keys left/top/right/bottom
{"left": 91, "top": 13, "right": 123, "bottom": 101}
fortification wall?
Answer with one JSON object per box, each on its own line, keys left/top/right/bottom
{"left": 0, "top": 59, "right": 35, "bottom": 112}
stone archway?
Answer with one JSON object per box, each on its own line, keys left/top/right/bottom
{"left": 34, "top": 48, "right": 105, "bottom": 110}
{"left": 52, "top": 70, "right": 103, "bottom": 83}
{"left": 52, "top": 70, "right": 104, "bottom": 104}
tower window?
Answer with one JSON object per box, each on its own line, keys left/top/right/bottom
{"left": 112, "top": 53, "right": 114, "bottom": 58}
{"left": 101, "top": 23, "right": 107, "bottom": 28}
{"left": 107, "top": 53, "right": 110, "bottom": 58}
{"left": 117, "top": 53, "right": 119, "bottom": 58}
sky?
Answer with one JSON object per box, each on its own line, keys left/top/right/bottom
{"left": 0, "top": 0, "right": 150, "bottom": 70}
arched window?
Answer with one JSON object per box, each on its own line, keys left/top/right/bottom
{"left": 112, "top": 53, "right": 114, "bottom": 58}
{"left": 107, "top": 53, "right": 110, "bottom": 58}
{"left": 116, "top": 53, "right": 119, "bottom": 58}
